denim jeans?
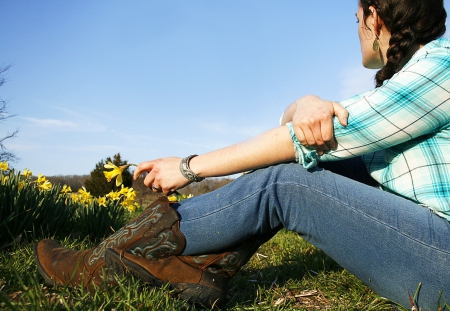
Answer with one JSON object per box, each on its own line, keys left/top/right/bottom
{"left": 174, "top": 159, "right": 450, "bottom": 309}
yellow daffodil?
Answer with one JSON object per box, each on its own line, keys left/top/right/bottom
{"left": 35, "top": 174, "right": 52, "bottom": 191}
{"left": 126, "top": 188, "right": 136, "bottom": 201}
{"left": 77, "top": 195, "right": 92, "bottom": 206}
{"left": 37, "top": 180, "right": 52, "bottom": 191}
{"left": 74, "top": 187, "right": 93, "bottom": 206}
{"left": 97, "top": 197, "right": 107, "bottom": 207}
{"left": 118, "top": 185, "right": 136, "bottom": 201}
{"left": 168, "top": 195, "right": 178, "bottom": 202}
{"left": 118, "top": 185, "right": 129, "bottom": 196}
{"left": 121, "top": 198, "right": 132, "bottom": 208}
{"left": 36, "top": 174, "right": 47, "bottom": 184}
{"left": 71, "top": 193, "right": 80, "bottom": 203}
{"left": 103, "top": 162, "right": 134, "bottom": 187}
{"left": 77, "top": 186, "right": 89, "bottom": 195}
{"left": 121, "top": 200, "right": 139, "bottom": 212}
{"left": 21, "top": 168, "right": 32, "bottom": 179}
{"left": 0, "top": 161, "right": 8, "bottom": 171}
{"left": 106, "top": 190, "right": 121, "bottom": 201}
{"left": 18, "top": 181, "right": 25, "bottom": 190}
{"left": 60, "top": 185, "right": 72, "bottom": 194}
{"left": 168, "top": 192, "right": 194, "bottom": 202}
{"left": 1, "top": 175, "right": 9, "bottom": 185}
{"left": 77, "top": 187, "right": 91, "bottom": 201}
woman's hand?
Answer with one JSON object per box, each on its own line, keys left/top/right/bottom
{"left": 134, "top": 157, "right": 191, "bottom": 195}
{"left": 282, "top": 95, "right": 348, "bottom": 154}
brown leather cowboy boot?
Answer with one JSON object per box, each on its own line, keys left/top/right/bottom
{"left": 105, "top": 227, "right": 281, "bottom": 308}
{"left": 34, "top": 196, "right": 186, "bottom": 290}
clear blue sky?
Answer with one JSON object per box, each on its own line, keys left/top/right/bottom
{"left": 1, "top": 1, "right": 449, "bottom": 176}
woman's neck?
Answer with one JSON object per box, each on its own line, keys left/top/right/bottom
{"left": 397, "top": 43, "right": 424, "bottom": 70}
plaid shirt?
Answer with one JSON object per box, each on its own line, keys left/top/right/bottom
{"left": 289, "top": 38, "right": 450, "bottom": 221}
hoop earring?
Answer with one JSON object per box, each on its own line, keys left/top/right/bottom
{"left": 373, "top": 35, "right": 380, "bottom": 52}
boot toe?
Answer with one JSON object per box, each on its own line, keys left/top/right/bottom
{"left": 34, "top": 239, "right": 63, "bottom": 286}
{"left": 34, "top": 239, "right": 90, "bottom": 287}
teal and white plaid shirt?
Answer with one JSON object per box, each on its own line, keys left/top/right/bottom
{"left": 289, "top": 37, "right": 450, "bottom": 221}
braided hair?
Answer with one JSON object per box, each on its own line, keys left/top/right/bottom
{"left": 359, "top": 0, "right": 447, "bottom": 87}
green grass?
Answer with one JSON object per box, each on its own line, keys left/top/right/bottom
{"left": 0, "top": 229, "right": 403, "bottom": 311}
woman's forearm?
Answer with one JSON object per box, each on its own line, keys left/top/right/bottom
{"left": 189, "top": 126, "right": 296, "bottom": 177}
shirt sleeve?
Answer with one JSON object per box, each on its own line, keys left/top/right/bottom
{"left": 289, "top": 45, "right": 450, "bottom": 167}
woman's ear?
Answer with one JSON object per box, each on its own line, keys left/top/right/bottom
{"left": 369, "top": 5, "right": 382, "bottom": 36}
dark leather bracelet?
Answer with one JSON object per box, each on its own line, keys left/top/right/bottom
{"left": 180, "top": 155, "right": 204, "bottom": 182}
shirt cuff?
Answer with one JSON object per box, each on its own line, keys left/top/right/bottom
{"left": 287, "top": 122, "right": 320, "bottom": 169}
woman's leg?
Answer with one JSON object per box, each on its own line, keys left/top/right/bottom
{"left": 175, "top": 162, "right": 450, "bottom": 309}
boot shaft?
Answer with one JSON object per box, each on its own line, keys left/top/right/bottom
{"left": 87, "top": 197, "right": 186, "bottom": 265}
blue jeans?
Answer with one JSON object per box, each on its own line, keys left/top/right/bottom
{"left": 174, "top": 159, "right": 450, "bottom": 309}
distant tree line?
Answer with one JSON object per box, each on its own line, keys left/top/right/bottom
{"left": 46, "top": 174, "right": 90, "bottom": 192}
{"left": 178, "top": 178, "right": 233, "bottom": 196}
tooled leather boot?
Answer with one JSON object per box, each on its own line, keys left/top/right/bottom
{"left": 105, "top": 227, "right": 281, "bottom": 308}
{"left": 34, "top": 197, "right": 186, "bottom": 290}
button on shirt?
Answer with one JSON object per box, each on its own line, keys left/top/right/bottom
{"left": 288, "top": 38, "right": 450, "bottom": 221}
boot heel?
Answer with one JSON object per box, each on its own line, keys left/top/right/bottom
{"left": 173, "top": 276, "right": 227, "bottom": 308}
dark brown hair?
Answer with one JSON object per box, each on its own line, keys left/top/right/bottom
{"left": 359, "top": 0, "right": 447, "bottom": 87}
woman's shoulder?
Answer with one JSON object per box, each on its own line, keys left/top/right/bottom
{"left": 402, "top": 37, "right": 450, "bottom": 76}
{"left": 413, "top": 37, "right": 450, "bottom": 59}
{"left": 429, "top": 37, "right": 450, "bottom": 49}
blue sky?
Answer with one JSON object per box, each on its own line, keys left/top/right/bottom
{"left": 1, "top": 1, "right": 449, "bottom": 176}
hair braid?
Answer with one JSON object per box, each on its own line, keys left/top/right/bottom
{"left": 375, "top": 24, "right": 416, "bottom": 87}
{"left": 359, "top": 0, "right": 447, "bottom": 87}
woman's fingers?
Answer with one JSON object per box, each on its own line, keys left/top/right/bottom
{"left": 291, "top": 97, "right": 349, "bottom": 153}
{"left": 135, "top": 157, "right": 190, "bottom": 194}
{"left": 333, "top": 102, "right": 349, "bottom": 127}
{"left": 295, "top": 115, "right": 333, "bottom": 153}
{"left": 320, "top": 114, "right": 336, "bottom": 151}
{"left": 133, "top": 161, "right": 155, "bottom": 180}
{"left": 143, "top": 170, "right": 156, "bottom": 188}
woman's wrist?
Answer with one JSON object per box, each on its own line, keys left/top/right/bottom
{"left": 179, "top": 155, "right": 204, "bottom": 182}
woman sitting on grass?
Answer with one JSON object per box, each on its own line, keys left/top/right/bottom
{"left": 35, "top": 0, "right": 449, "bottom": 309}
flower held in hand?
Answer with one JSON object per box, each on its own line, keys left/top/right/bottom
{"left": 103, "top": 161, "right": 135, "bottom": 187}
